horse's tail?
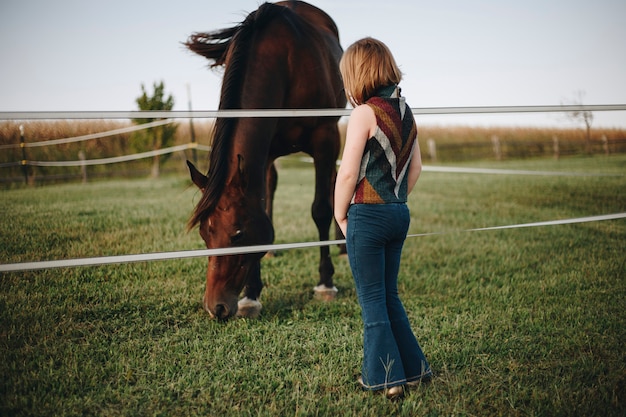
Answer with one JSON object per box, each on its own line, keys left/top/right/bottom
{"left": 185, "top": 3, "right": 289, "bottom": 69}
{"left": 184, "top": 26, "right": 239, "bottom": 68}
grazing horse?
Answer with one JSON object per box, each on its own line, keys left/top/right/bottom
{"left": 185, "top": 1, "right": 346, "bottom": 320}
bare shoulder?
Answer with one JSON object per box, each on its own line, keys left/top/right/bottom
{"left": 351, "top": 103, "right": 375, "bottom": 119}
{"left": 349, "top": 104, "right": 376, "bottom": 137}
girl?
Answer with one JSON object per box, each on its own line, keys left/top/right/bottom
{"left": 334, "top": 37, "right": 432, "bottom": 399}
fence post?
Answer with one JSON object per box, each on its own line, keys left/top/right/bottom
{"left": 187, "top": 83, "right": 198, "bottom": 166}
{"left": 601, "top": 135, "right": 609, "bottom": 156}
{"left": 78, "top": 150, "right": 88, "bottom": 183}
{"left": 427, "top": 138, "right": 437, "bottom": 162}
{"left": 19, "top": 125, "right": 29, "bottom": 185}
{"left": 552, "top": 135, "right": 560, "bottom": 159}
{"left": 151, "top": 128, "right": 160, "bottom": 178}
{"left": 491, "top": 135, "right": 502, "bottom": 160}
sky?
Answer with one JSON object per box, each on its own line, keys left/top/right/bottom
{"left": 1, "top": 0, "right": 625, "bottom": 128}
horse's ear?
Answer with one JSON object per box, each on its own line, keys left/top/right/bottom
{"left": 187, "top": 160, "right": 208, "bottom": 191}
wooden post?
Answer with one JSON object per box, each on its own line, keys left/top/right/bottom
{"left": 151, "top": 128, "right": 160, "bottom": 178}
{"left": 491, "top": 135, "right": 502, "bottom": 160}
{"left": 78, "top": 150, "right": 88, "bottom": 183}
{"left": 427, "top": 138, "right": 437, "bottom": 162}
{"left": 601, "top": 135, "right": 609, "bottom": 156}
{"left": 552, "top": 135, "right": 560, "bottom": 160}
{"left": 151, "top": 153, "right": 160, "bottom": 178}
{"left": 187, "top": 83, "right": 198, "bottom": 166}
{"left": 19, "top": 125, "right": 28, "bottom": 185}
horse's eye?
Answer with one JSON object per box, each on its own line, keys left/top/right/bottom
{"left": 230, "top": 229, "right": 244, "bottom": 244}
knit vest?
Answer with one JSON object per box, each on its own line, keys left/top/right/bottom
{"left": 351, "top": 87, "right": 417, "bottom": 204}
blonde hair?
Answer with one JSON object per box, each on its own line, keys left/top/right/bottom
{"left": 339, "top": 37, "right": 403, "bottom": 107}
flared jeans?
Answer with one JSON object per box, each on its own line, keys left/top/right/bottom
{"left": 346, "top": 203, "right": 431, "bottom": 390}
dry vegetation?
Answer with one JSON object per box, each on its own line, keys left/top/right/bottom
{"left": 417, "top": 125, "right": 626, "bottom": 161}
{"left": 1, "top": 119, "right": 624, "bottom": 186}
{"left": 0, "top": 120, "right": 215, "bottom": 185}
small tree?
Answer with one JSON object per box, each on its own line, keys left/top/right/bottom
{"left": 563, "top": 90, "right": 594, "bottom": 154}
{"left": 132, "top": 81, "right": 177, "bottom": 177}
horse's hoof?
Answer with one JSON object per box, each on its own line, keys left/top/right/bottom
{"left": 236, "top": 297, "right": 262, "bottom": 319}
{"left": 313, "top": 284, "right": 338, "bottom": 301}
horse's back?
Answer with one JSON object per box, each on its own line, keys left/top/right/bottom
{"left": 263, "top": 2, "right": 344, "bottom": 109}
{"left": 277, "top": 0, "right": 340, "bottom": 39}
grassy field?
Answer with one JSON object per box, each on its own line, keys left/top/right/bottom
{"left": 1, "top": 155, "right": 625, "bottom": 416}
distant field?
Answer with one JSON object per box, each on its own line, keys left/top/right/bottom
{"left": 1, "top": 119, "right": 625, "bottom": 185}
{"left": 1, "top": 156, "right": 624, "bottom": 416}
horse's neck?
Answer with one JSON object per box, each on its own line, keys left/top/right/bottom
{"left": 227, "top": 119, "right": 275, "bottom": 200}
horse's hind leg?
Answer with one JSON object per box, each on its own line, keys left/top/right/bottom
{"left": 335, "top": 221, "right": 347, "bottom": 256}
{"left": 310, "top": 125, "right": 339, "bottom": 300}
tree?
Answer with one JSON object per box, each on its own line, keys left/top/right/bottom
{"left": 563, "top": 90, "right": 594, "bottom": 154}
{"left": 132, "top": 81, "right": 177, "bottom": 177}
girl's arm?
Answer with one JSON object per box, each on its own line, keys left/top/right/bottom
{"left": 334, "top": 104, "right": 375, "bottom": 236}
{"left": 406, "top": 139, "right": 422, "bottom": 195}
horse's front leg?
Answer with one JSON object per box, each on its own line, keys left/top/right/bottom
{"left": 265, "top": 161, "right": 278, "bottom": 222}
{"left": 263, "top": 162, "right": 278, "bottom": 258}
{"left": 238, "top": 260, "right": 263, "bottom": 318}
{"left": 237, "top": 162, "right": 276, "bottom": 318}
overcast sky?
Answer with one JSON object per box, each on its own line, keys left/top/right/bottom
{"left": 1, "top": 0, "right": 625, "bottom": 127}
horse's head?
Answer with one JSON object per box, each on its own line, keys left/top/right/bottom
{"left": 188, "top": 158, "right": 274, "bottom": 320}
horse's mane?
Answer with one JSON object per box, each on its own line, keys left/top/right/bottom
{"left": 185, "top": 3, "right": 289, "bottom": 229}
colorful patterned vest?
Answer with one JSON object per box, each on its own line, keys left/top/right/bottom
{"left": 351, "top": 86, "right": 418, "bottom": 204}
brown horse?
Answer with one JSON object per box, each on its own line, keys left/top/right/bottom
{"left": 185, "top": 1, "right": 346, "bottom": 320}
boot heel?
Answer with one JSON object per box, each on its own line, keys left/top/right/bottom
{"left": 385, "top": 385, "right": 404, "bottom": 400}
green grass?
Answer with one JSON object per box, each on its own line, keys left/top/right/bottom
{"left": 1, "top": 156, "right": 625, "bottom": 416}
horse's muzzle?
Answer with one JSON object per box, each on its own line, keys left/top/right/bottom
{"left": 203, "top": 292, "right": 238, "bottom": 320}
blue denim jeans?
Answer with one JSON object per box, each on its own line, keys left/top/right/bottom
{"left": 346, "top": 203, "right": 431, "bottom": 390}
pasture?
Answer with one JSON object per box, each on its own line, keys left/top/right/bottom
{"left": 1, "top": 155, "right": 625, "bottom": 416}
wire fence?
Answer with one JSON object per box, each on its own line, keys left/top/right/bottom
{"left": 1, "top": 105, "right": 625, "bottom": 184}
{"left": 2, "top": 212, "right": 625, "bottom": 273}
{"left": 2, "top": 104, "right": 625, "bottom": 120}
